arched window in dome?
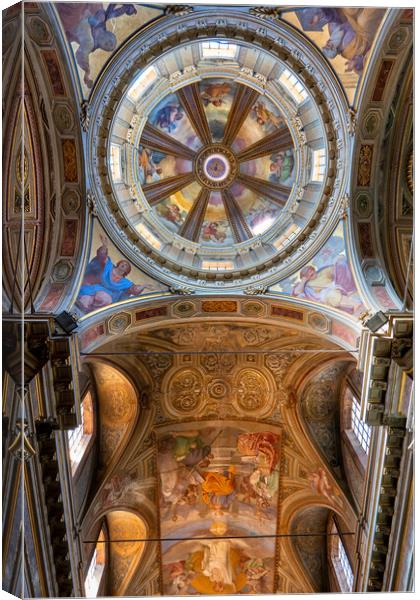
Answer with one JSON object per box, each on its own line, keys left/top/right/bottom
{"left": 84, "top": 528, "right": 106, "bottom": 597}
{"left": 126, "top": 65, "right": 158, "bottom": 103}
{"left": 311, "top": 148, "right": 327, "bottom": 182}
{"left": 67, "top": 390, "right": 94, "bottom": 474}
{"left": 109, "top": 143, "right": 122, "bottom": 183}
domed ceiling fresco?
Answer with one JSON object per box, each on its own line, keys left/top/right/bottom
{"left": 53, "top": 4, "right": 398, "bottom": 318}
{"left": 118, "top": 75, "right": 298, "bottom": 248}
{"left": 136, "top": 78, "right": 296, "bottom": 246}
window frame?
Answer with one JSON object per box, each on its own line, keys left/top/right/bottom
{"left": 67, "top": 389, "right": 94, "bottom": 477}
{"left": 84, "top": 528, "right": 106, "bottom": 597}
{"left": 350, "top": 395, "right": 371, "bottom": 455}
{"left": 328, "top": 520, "right": 354, "bottom": 593}
{"left": 200, "top": 40, "right": 238, "bottom": 60}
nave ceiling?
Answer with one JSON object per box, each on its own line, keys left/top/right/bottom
{"left": 79, "top": 319, "right": 358, "bottom": 595}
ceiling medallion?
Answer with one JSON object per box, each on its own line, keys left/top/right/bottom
{"left": 195, "top": 145, "right": 238, "bottom": 190}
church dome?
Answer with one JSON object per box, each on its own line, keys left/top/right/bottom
{"left": 88, "top": 12, "right": 350, "bottom": 291}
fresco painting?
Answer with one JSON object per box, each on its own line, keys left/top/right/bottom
{"left": 240, "top": 150, "right": 295, "bottom": 187}
{"left": 149, "top": 93, "right": 202, "bottom": 150}
{"left": 242, "top": 196, "right": 281, "bottom": 236}
{"left": 135, "top": 79, "right": 296, "bottom": 248}
{"left": 162, "top": 538, "right": 274, "bottom": 595}
{"left": 75, "top": 221, "right": 166, "bottom": 314}
{"left": 153, "top": 183, "right": 201, "bottom": 233}
{"left": 158, "top": 426, "right": 280, "bottom": 594}
{"left": 270, "top": 222, "right": 364, "bottom": 316}
{"left": 281, "top": 8, "right": 387, "bottom": 103}
{"left": 232, "top": 96, "right": 286, "bottom": 152}
{"left": 199, "top": 193, "right": 233, "bottom": 245}
{"left": 137, "top": 146, "right": 192, "bottom": 186}
{"left": 157, "top": 427, "right": 281, "bottom": 531}
{"left": 155, "top": 197, "right": 189, "bottom": 233}
{"left": 199, "top": 79, "right": 235, "bottom": 141}
{"left": 268, "top": 150, "right": 295, "bottom": 186}
{"left": 56, "top": 3, "right": 163, "bottom": 96}
{"left": 308, "top": 467, "right": 343, "bottom": 508}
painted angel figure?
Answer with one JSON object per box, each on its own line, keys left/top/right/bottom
{"left": 57, "top": 3, "right": 137, "bottom": 88}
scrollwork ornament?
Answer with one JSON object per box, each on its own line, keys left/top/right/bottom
{"left": 244, "top": 285, "right": 267, "bottom": 295}
{"left": 235, "top": 369, "right": 270, "bottom": 413}
{"left": 347, "top": 108, "right": 357, "bottom": 136}
{"left": 165, "top": 5, "right": 193, "bottom": 17}
{"left": 340, "top": 193, "right": 350, "bottom": 219}
{"left": 249, "top": 7, "right": 281, "bottom": 21}
{"left": 86, "top": 191, "right": 98, "bottom": 216}
{"left": 169, "top": 286, "right": 195, "bottom": 295}
{"left": 168, "top": 369, "right": 203, "bottom": 415}
{"left": 80, "top": 100, "right": 90, "bottom": 132}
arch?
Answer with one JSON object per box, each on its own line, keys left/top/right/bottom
{"left": 3, "top": 4, "right": 87, "bottom": 314}
{"left": 290, "top": 505, "right": 333, "bottom": 592}
{"left": 104, "top": 509, "right": 148, "bottom": 596}
{"left": 348, "top": 9, "right": 413, "bottom": 311}
{"left": 87, "top": 360, "right": 140, "bottom": 479}
{"left": 75, "top": 294, "right": 361, "bottom": 355}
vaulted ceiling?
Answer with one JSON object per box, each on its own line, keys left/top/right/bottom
{"left": 2, "top": 3, "right": 413, "bottom": 597}
{"left": 79, "top": 320, "right": 358, "bottom": 594}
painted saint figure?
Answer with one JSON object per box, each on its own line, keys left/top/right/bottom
{"left": 57, "top": 3, "right": 137, "bottom": 88}
{"left": 201, "top": 467, "right": 236, "bottom": 513}
{"left": 138, "top": 146, "right": 163, "bottom": 184}
{"left": 201, "top": 540, "right": 235, "bottom": 592}
{"left": 153, "top": 104, "right": 184, "bottom": 133}
{"left": 252, "top": 101, "right": 283, "bottom": 129}
{"left": 202, "top": 221, "right": 227, "bottom": 243}
{"left": 269, "top": 150, "right": 294, "bottom": 184}
{"left": 296, "top": 7, "right": 385, "bottom": 74}
{"left": 291, "top": 255, "right": 363, "bottom": 314}
{"left": 77, "top": 235, "right": 150, "bottom": 312}
{"left": 237, "top": 432, "right": 280, "bottom": 514}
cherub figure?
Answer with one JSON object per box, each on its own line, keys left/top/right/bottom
{"left": 201, "top": 82, "right": 231, "bottom": 107}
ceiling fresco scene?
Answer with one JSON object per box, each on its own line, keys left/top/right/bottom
{"left": 1, "top": 3, "right": 413, "bottom": 600}
{"left": 55, "top": 2, "right": 165, "bottom": 95}
{"left": 270, "top": 221, "right": 365, "bottom": 317}
{"left": 78, "top": 320, "right": 358, "bottom": 595}
{"left": 75, "top": 219, "right": 168, "bottom": 315}
{"left": 280, "top": 7, "right": 388, "bottom": 104}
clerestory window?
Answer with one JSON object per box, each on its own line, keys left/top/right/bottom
{"left": 351, "top": 395, "right": 371, "bottom": 454}
{"left": 67, "top": 390, "right": 93, "bottom": 474}
{"left": 84, "top": 529, "right": 105, "bottom": 597}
